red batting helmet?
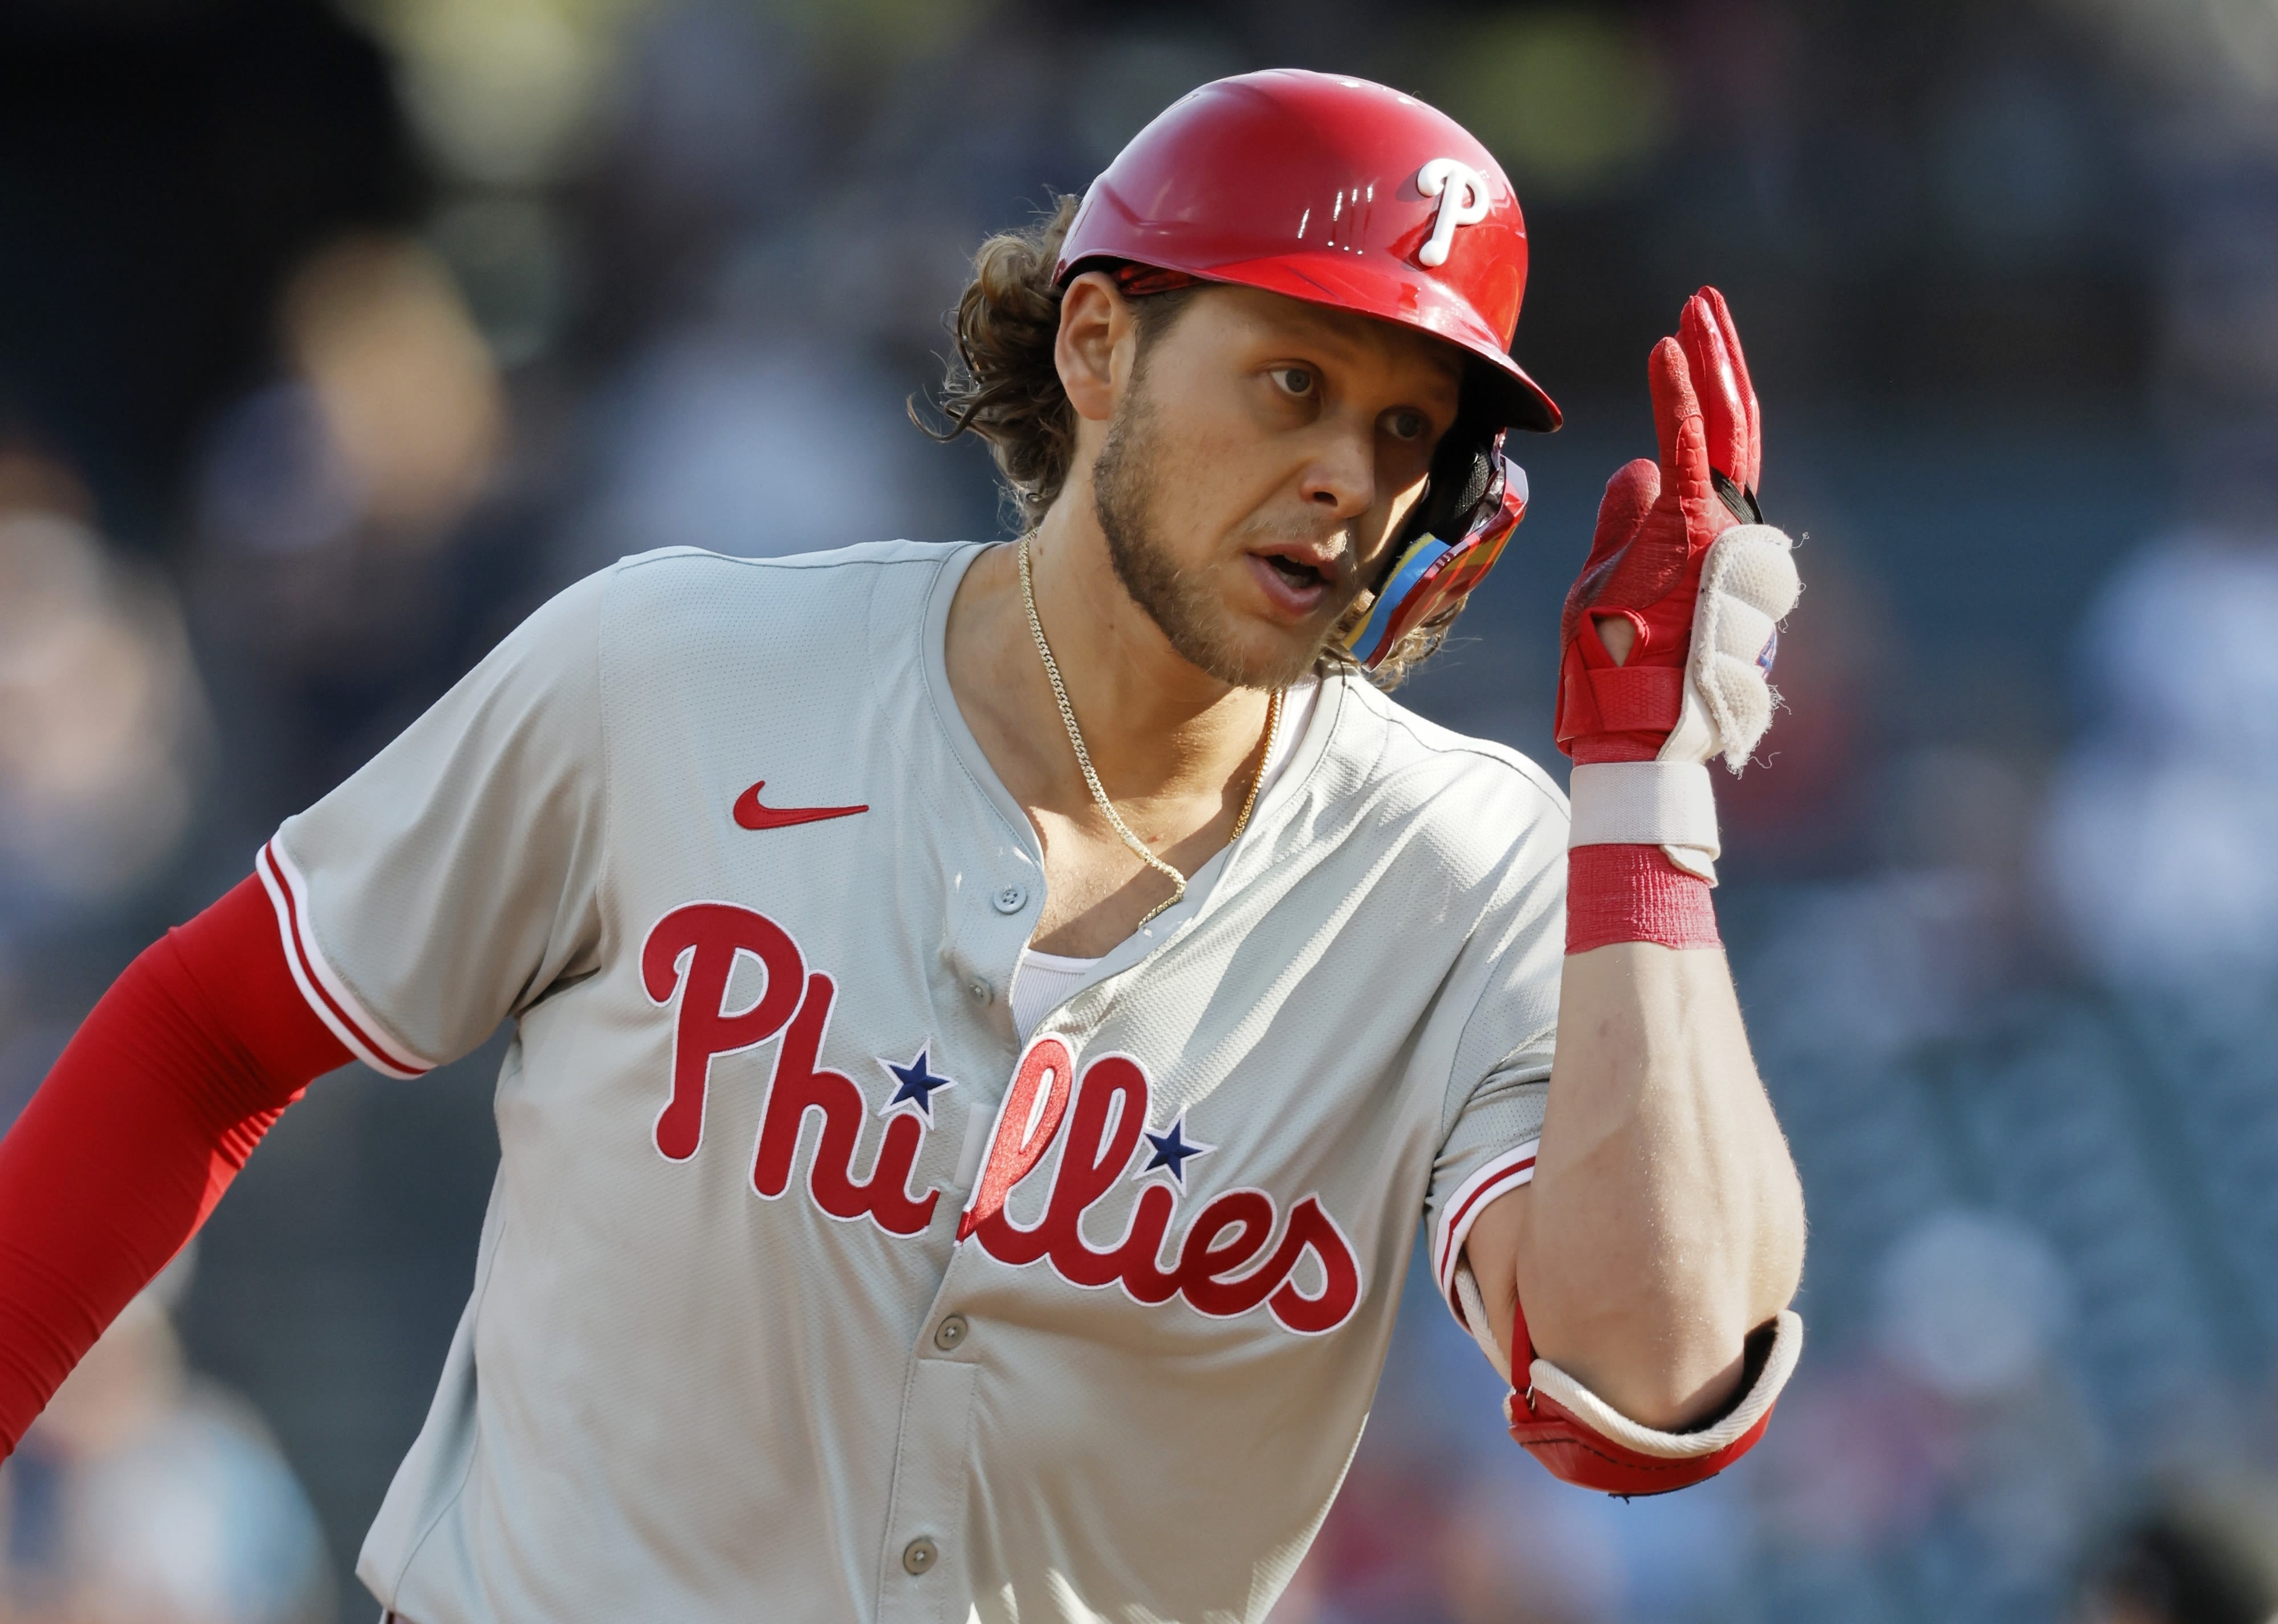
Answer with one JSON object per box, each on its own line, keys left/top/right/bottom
{"left": 1055, "top": 68, "right": 1560, "bottom": 434}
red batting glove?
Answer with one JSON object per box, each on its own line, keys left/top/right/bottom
{"left": 1556, "top": 288, "right": 1762, "bottom": 767}
{"left": 1555, "top": 290, "right": 1795, "bottom": 952}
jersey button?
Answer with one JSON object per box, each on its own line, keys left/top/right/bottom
{"left": 933, "top": 1313, "right": 969, "bottom": 1352}
{"left": 992, "top": 884, "right": 1027, "bottom": 914}
{"left": 967, "top": 976, "right": 992, "bottom": 1006}
{"left": 902, "top": 1536, "right": 939, "bottom": 1576}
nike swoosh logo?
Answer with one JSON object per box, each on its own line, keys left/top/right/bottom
{"left": 733, "top": 781, "right": 869, "bottom": 831}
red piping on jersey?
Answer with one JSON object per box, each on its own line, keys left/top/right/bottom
{"left": 259, "top": 840, "right": 429, "bottom": 1076}
{"left": 1435, "top": 1150, "right": 1536, "bottom": 1293}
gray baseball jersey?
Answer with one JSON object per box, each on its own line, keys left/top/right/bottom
{"left": 258, "top": 541, "right": 1567, "bottom": 1624}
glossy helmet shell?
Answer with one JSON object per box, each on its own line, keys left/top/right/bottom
{"left": 1054, "top": 68, "right": 1560, "bottom": 434}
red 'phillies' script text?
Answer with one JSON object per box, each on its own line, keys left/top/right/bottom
{"left": 642, "top": 903, "right": 1362, "bottom": 1333}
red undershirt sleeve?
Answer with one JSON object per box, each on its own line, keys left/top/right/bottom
{"left": 0, "top": 873, "right": 349, "bottom": 1456}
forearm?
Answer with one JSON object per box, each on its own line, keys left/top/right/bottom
{"left": 1518, "top": 939, "right": 1803, "bottom": 1426}
{"left": 1458, "top": 284, "right": 1803, "bottom": 1491}
{"left": 0, "top": 877, "right": 347, "bottom": 1455}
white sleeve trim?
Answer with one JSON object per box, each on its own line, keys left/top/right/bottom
{"left": 257, "top": 837, "right": 433, "bottom": 1079}
{"left": 1520, "top": 1309, "right": 1805, "bottom": 1459}
{"left": 1567, "top": 760, "right": 1719, "bottom": 856}
{"left": 1433, "top": 1138, "right": 1539, "bottom": 1312}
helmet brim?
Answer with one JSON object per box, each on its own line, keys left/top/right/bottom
{"left": 1073, "top": 249, "right": 1560, "bottom": 434}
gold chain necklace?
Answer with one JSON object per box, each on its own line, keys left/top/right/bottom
{"left": 1018, "top": 532, "right": 1283, "bottom": 928}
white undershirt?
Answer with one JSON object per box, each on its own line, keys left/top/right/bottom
{"left": 1007, "top": 678, "right": 1322, "bottom": 1040}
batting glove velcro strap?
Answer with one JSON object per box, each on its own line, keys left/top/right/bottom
{"left": 1507, "top": 1309, "right": 1802, "bottom": 1497}
{"left": 1567, "top": 761, "right": 1719, "bottom": 880}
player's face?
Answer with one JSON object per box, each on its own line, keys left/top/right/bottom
{"left": 1092, "top": 286, "right": 1465, "bottom": 690}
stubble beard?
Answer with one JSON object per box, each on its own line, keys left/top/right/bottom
{"left": 1091, "top": 387, "right": 1351, "bottom": 692}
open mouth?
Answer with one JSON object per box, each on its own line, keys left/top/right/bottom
{"left": 1263, "top": 553, "right": 1328, "bottom": 592}
{"left": 1247, "top": 548, "right": 1338, "bottom": 619}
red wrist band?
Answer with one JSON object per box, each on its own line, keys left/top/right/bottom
{"left": 1566, "top": 844, "right": 1720, "bottom": 955}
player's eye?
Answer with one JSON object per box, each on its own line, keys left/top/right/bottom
{"left": 1382, "top": 408, "right": 1429, "bottom": 442}
{"left": 1272, "top": 366, "right": 1317, "bottom": 399}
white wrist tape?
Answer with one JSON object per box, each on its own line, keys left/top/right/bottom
{"left": 1568, "top": 761, "right": 1719, "bottom": 857}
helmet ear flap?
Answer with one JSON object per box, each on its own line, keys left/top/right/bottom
{"left": 1343, "top": 429, "right": 1529, "bottom": 671}
{"left": 1340, "top": 367, "right": 1533, "bottom": 673}
{"left": 1394, "top": 373, "right": 1500, "bottom": 557}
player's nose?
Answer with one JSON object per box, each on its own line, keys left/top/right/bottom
{"left": 1297, "top": 426, "right": 1377, "bottom": 523}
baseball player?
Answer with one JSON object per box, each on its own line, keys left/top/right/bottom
{"left": 0, "top": 71, "right": 1805, "bottom": 1622}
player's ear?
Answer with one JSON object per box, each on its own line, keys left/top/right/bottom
{"left": 1056, "top": 271, "right": 1131, "bottom": 425}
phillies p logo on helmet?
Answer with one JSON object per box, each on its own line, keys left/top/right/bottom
{"left": 1417, "top": 158, "right": 1491, "bottom": 268}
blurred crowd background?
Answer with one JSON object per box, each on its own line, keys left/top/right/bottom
{"left": 4, "top": 0, "right": 2278, "bottom": 1619}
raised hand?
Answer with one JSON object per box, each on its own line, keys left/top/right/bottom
{"left": 1555, "top": 288, "right": 1772, "bottom": 767}
{"left": 1555, "top": 290, "right": 1797, "bottom": 880}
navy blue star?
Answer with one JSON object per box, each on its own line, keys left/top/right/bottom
{"left": 1142, "top": 1114, "right": 1215, "bottom": 1187}
{"left": 879, "top": 1049, "right": 958, "bottom": 1122}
